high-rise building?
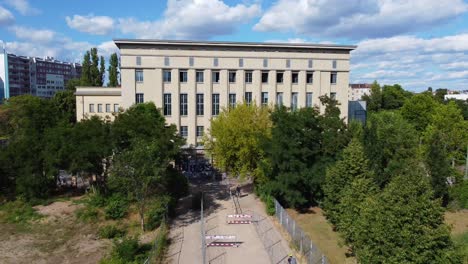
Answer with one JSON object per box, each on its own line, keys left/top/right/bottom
{"left": 0, "top": 47, "right": 82, "bottom": 101}
{"left": 76, "top": 39, "right": 356, "bottom": 146}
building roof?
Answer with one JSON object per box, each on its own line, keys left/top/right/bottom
{"left": 114, "top": 39, "right": 357, "bottom": 51}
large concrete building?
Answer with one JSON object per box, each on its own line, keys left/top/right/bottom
{"left": 348, "top": 83, "right": 372, "bottom": 101}
{"left": 0, "top": 47, "right": 82, "bottom": 101}
{"left": 76, "top": 39, "right": 356, "bottom": 146}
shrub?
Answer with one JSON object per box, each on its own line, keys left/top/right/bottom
{"left": 191, "top": 191, "right": 203, "bottom": 210}
{"left": 98, "top": 225, "right": 126, "bottom": 239}
{"left": 146, "top": 196, "right": 170, "bottom": 230}
{"left": 76, "top": 206, "right": 99, "bottom": 222}
{"left": 88, "top": 191, "right": 108, "bottom": 208}
{"left": 99, "top": 237, "right": 151, "bottom": 264}
{"left": 263, "top": 194, "right": 276, "bottom": 216}
{"left": 105, "top": 194, "right": 128, "bottom": 220}
{"left": 0, "top": 200, "right": 42, "bottom": 224}
{"left": 449, "top": 181, "right": 468, "bottom": 210}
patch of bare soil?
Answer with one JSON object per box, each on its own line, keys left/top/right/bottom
{"left": 0, "top": 199, "right": 112, "bottom": 264}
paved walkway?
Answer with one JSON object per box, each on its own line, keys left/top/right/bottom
{"left": 166, "top": 180, "right": 291, "bottom": 264}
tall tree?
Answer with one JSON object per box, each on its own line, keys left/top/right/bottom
{"left": 90, "top": 48, "right": 100, "bottom": 86}
{"left": 353, "top": 172, "right": 461, "bottom": 263}
{"left": 434, "top": 88, "right": 448, "bottom": 103}
{"left": 381, "top": 84, "right": 412, "bottom": 110}
{"left": 80, "top": 51, "right": 92, "bottom": 86}
{"left": 108, "top": 53, "right": 119, "bottom": 87}
{"left": 323, "top": 139, "right": 373, "bottom": 225}
{"left": 362, "top": 81, "right": 382, "bottom": 112}
{"left": 99, "top": 56, "right": 105, "bottom": 87}
{"left": 205, "top": 102, "right": 271, "bottom": 180}
{"left": 364, "top": 111, "right": 419, "bottom": 187}
{"left": 401, "top": 93, "right": 438, "bottom": 132}
{"left": 319, "top": 95, "right": 349, "bottom": 159}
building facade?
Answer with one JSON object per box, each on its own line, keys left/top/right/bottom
{"left": 0, "top": 47, "right": 82, "bottom": 101}
{"left": 76, "top": 39, "right": 356, "bottom": 146}
{"left": 348, "top": 83, "right": 371, "bottom": 101}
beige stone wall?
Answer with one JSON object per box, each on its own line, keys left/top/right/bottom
{"left": 76, "top": 87, "right": 122, "bottom": 121}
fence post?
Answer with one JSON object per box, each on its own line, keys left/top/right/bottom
{"left": 292, "top": 221, "right": 295, "bottom": 243}
{"left": 279, "top": 201, "right": 283, "bottom": 225}
{"left": 299, "top": 232, "right": 303, "bottom": 254}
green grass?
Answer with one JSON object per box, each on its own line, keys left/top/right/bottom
{"left": 453, "top": 231, "right": 468, "bottom": 262}
{"left": 0, "top": 200, "right": 42, "bottom": 224}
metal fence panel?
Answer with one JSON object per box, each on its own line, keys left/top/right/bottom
{"left": 273, "top": 199, "right": 328, "bottom": 264}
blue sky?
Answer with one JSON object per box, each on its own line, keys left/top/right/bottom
{"left": 1, "top": 0, "right": 467, "bottom": 91}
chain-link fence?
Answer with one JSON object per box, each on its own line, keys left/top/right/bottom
{"left": 144, "top": 206, "right": 169, "bottom": 264}
{"left": 251, "top": 210, "right": 289, "bottom": 264}
{"left": 274, "top": 199, "right": 328, "bottom": 264}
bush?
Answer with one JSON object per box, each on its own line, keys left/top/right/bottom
{"left": 98, "top": 225, "right": 126, "bottom": 239}
{"left": 88, "top": 191, "right": 108, "bottom": 208}
{"left": 105, "top": 194, "right": 128, "bottom": 220}
{"left": 166, "top": 166, "right": 189, "bottom": 199}
{"left": 100, "top": 237, "right": 151, "bottom": 264}
{"left": 0, "top": 200, "right": 42, "bottom": 224}
{"left": 262, "top": 194, "right": 276, "bottom": 216}
{"left": 449, "top": 181, "right": 468, "bottom": 210}
{"left": 76, "top": 206, "right": 99, "bottom": 222}
{"left": 191, "top": 191, "right": 203, "bottom": 210}
{"left": 146, "top": 196, "right": 170, "bottom": 230}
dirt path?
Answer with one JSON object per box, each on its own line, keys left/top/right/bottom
{"left": 166, "top": 180, "right": 291, "bottom": 264}
{"left": 0, "top": 200, "right": 111, "bottom": 264}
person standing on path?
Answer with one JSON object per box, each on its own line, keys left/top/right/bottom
{"left": 236, "top": 185, "right": 241, "bottom": 197}
{"left": 287, "top": 254, "right": 297, "bottom": 264}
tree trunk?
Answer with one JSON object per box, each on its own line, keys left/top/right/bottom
{"left": 139, "top": 206, "right": 145, "bottom": 232}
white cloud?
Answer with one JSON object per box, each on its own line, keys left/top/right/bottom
{"left": 66, "top": 15, "right": 115, "bottom": 35}
{"left": 4, "top": 0, "right": 40, "bottom": 15}
{"left": 350, "top": 34, "right": 468, "bottom": 91}
{"left": 98, "top": 41, "right": 119, "bottom": 57}
{"left": 254, "top": 0, "right": 468, "bottom": 39}
{"left": 9, "top": 26, "right": 56, "bottom": 43}
{"left": 119, "top": 0, "right": 261, "bottom": 39}
{"left": 0, "top": 6, "right": 14, "bottom": 26}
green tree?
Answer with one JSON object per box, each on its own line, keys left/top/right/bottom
{"left": 261, "top": 106, "right": 322, "bottom": 207}
{"left": 108, "top": 53, "right": 119, "bottom": 87}
{"left": 323, "top": 139, "right": 372, "bottom": 224}
{"left": 319, "top": 95, "right": 349, "bottom": 158}
{"left": 364, "top": 111, "right": 419, "bottom": 187}
{"left": 401, "top": 93, "right": 438, "bottom": 132}
{"left": 52, "top": 78, "right": 80, "bottom": 124}
{"left": 353, "top": 172, "right": 461, "bottom": 263}
{"left": 90, "top": 48, "right": 100, "bottom": 86}
{"left": 381, "top": 84, "right": 412, "bottom": 110}
{"left": 434, "top": 88, "right": 448, "bottom": 103}
{"left": 109, "top": 103, "right": 183, "bottom": 231}
{"left": 362, "top": 81, "right": 382, "bottom": 112}
{"left": 205, "top": 103, "right": 271, "bottom": 180}
{"left": 99, "top": 56, "right": 105, "bottom": 87}
{"left": 80, "top": 51, "right": 92, "bottom": 86}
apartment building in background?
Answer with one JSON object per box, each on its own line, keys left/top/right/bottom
{"left": 348, "top": 83, "right": 371, "bottom": 101}
{"left": 0, "top": 47, "right": 81, "bottom": 101}
{"left": 76, "top": 39, "right": 356, "bottom": 146}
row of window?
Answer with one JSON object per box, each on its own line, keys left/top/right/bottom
{"left": 89, "top": 103, "right": 120, "bottom": 113}
{"left": 179, "top": 125, "right": 205, "bottom": 138}
{"left": 135, "top": 92, "right": 336, "bottom": 116}
{"left": 136, "top": 70, "right": 338, "bottom": 85}
{"left": 136, "top": 56, "right": 338, "bottom": 70}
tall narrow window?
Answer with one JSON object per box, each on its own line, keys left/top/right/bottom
{"left": 261, "top": 92, "right": 268, "bottom": 106}
{"left": 292, "top": 72, "right": 299, "bottom": 84}
{"left": 189, "top": 57, "right": 194, "bottom": 66}
{"left": 196, "top": 70, "right": 204, "bottom": 83}
{"left": 263, "top": 58, "right": 268, "bottom": 67}
{"left": 245, "top": 92, "right": 252, "bottom": 106}
{"left": 331, "top": 72, "right": 337, "bottom": 84}
{"left": 180, "top": 94, "right": 188, "bottom": 116}
{"left": 164, "top": 94, "right": 172, "bottom": 116}
{"left": 89, "top": 104, "right": 95, "bottom": 113}
{"left": 245, "top": 71, "right": 253, "bottom": 83}
{"left": 212, "top": 94, "right": 220, "bottom": 116}
{"left": 180, "top": 126, "right": 188, "bottom": 138}
{"left": 135, "top": 70, "right": 143, "bottom": 82}
{"left": 330, "top": 92, "right": 337, "bottom": 100}
{"left": 276, "top": 92, "right": 283, "bottom": 106}
{"left": 163, "top": 70, "right": 171, "bottom": 83}
{"left": 291, "top": 92, "right": 298, "bottom": 111}
{"left": 308, "top": 59, "right": 313, "bottom": 68}
{"left": 136, "top": 93, "right": 144, "bottom": 104}
{"left": 306, "top": 72, "right": 313, "bottom": 84}
{"left": 262, "top": 71, "right": 268, "bottom": 83}
{"left": 212, "top": 71, "right": 220, "bottom": 83}
{"left": 286, "top": 59, "right": 291, "bottom": 68}
{"left": 196, "top": 94, "right": 204, "bottom": 116}
{"left": 276, "top": 71, "right": 284, "bottom": 83}
{"left": 164, "top": 57, "right": 170, "bottom": 66}
{"left": 114, "top": 104, "right": 119, "bottom": 113}
{"left": 332, "top": 60, "right": 337, "bottom": 69}
{"left": 98, "top": 104, "right": 103, "bottom": 113}
{"left": 229, "top": 71, "right": 236, "bottom": 83}
{"left": 196, "top": 126, "right": 204, "bottom": 137}
{"left": 229, "top": 94, "right": 236, "bottom": 109}
{"left": 179, "top": 70, "right": 188, "bottom": 83}
{"left": 213, "top": 58, "right": 219, "bottom": 67}
{"left": 106, "top": 104, "right": 111, "bottom": 113}
{"left": 136, "top": 56, "right": 141, "bottom": 66}
{"left": 306, "top": 92, "right": 313, "bottom": 107}
{"left": 239, "top": 58, "right": 244, "bottom": 67}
